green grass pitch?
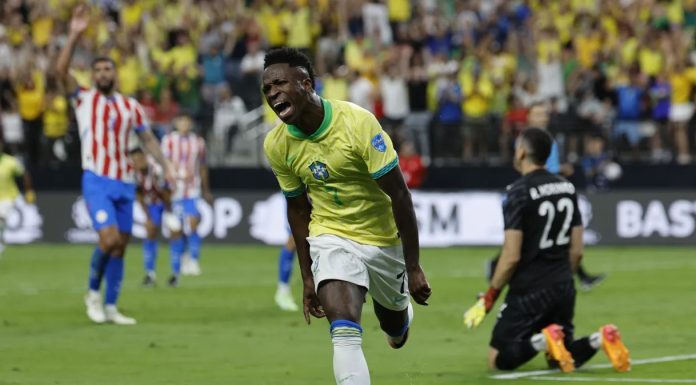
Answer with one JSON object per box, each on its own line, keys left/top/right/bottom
{"left": 1, "top": 244, "right": 695, "bottom": 385}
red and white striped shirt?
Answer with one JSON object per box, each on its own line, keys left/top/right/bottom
{"left": 161, "top": 132, "right": 207, "bottom": 200}
{"left": 72, "top": 87, "right": 149, "bottom": 183}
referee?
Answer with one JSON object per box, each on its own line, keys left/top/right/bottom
{"left": 463, "top": 128, "right": 630, "bottom": 373}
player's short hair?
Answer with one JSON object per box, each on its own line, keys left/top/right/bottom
{"left": 128, "top": 147, "right": 143, "bottom": 155}
{"left": 520, "top": 128, "right": 553, "bottom": 165}
{"left": 91, "top": 56, "right": 116, "bottom": 69}
{"left": 263, "top": 47, "right": 316, "bottom": 88}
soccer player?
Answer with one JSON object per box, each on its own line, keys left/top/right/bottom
{"left": 262, "top": 48, "right": 431, "bottom": 385}
{"left": 161, "top": 113, "right": 212, "bottom": 276}
{"left": 487, "top": 103, "right": 607, "bottom": 291}
{"left": 0, "top": 136, "right": 35, "bottom": 257}
{"left": 131, "top": 148, "right": 183, "bottom": 287}
{"left": 56, "top": 5, "right": 175, "bottom": 325}
{"left": 275, "top": 234, "right": 298, "bottom": 311}
{"left": 463, "top": 128, "right": 630, "bottom": 373}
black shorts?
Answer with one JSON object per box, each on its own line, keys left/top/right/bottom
{"left": 490, "top": 281, "right": 576, "bottom": 350}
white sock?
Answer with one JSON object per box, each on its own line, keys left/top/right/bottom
{"left": 331, "top": 321, "right": 370, "bottom": 385}
{"left": 276, "top": 282, "right": 290, "bottom": 295}
{"left": 104, "top": 304, "right": 117, "bottom": 313}
{"left": 589, "top": 332, "right": 602, "bottom": 349}
{"left": 531, "top": 333, "right": 547, "bottom": 352}
{"left": 88, "top": 289, "right": 101, "bottom": 299}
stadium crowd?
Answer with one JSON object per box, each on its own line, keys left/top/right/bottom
{"left": 1, "top": 0, "right": 696, "bottom": 171}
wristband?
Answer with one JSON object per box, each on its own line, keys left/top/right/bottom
{"left": 482, "top": 286, "right": 502, "bottom": 312}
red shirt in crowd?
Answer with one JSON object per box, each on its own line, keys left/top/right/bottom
{"left": 399, "top": 154, "right": 426, "bottom": 189}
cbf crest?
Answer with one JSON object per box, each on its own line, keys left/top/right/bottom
{"left": 309, "top": 161, "right": 329, "bottom": 181}
{"left": 371, "top": 133, "right": 387, "bottom": 152}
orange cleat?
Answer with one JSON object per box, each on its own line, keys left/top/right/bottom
{"left": 600, "top": 324, "right": 631, "bottom": 372}
{"left": 542, "top": 324, "right": 575, "bottom": 373}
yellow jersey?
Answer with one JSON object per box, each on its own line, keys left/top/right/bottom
{"left": 264, "top": 99, "right": 400, "bottom": 246}
{"left": 0, "top": 154, "right": 23, "bottom": 201}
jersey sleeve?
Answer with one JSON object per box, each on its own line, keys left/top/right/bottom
{"left": 130, "top": 99, "right": 150, "bottom": 133}
{"left": 69, "top": 86, "right": 90, "bottom": 108}
{"left": 354, "top": 112, "right": 399, "bottom": 179}
{"left": 502, "top": 183, "right": 528, "bottom": 230}
{"left": 263, "top": 132, "right": 304, "bottom": 198}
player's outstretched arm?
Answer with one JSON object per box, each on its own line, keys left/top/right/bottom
{"left": 490, "top": 230, "right": 522, "bottom": 290}
{"left": 56, "top": 5, "right": 89, "bottom": 93}
{"left": 569, "top": 226, "right": 584, "bottom": 273}
{"left": 376, "top": 168, "right": 432, "bottom": 306}
{"left": 287, "top": 192, "right": 325, "bottom": 324}
{"left": 137, "top": 130, "right": 176, "bottom": 186}
{"left": 464, "top": 230, "right": 521, "bottom": 329}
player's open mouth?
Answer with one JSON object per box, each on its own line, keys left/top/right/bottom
{"left": 273, "top": 101, "right": 294, "bottom": 120}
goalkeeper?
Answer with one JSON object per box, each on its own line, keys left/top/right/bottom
{"left": 462, "top": 128, "right": 630, "bottom": 373}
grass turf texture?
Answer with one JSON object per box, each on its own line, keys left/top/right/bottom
{"left": 1, "top": 245, "right": 695, "bottom": 385}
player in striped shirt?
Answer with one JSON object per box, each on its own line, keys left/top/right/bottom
{"left": 131, "top": 149, "right": 184, "bottom": 288}
{"left": 161, "top": 113, "right": 212, "bottom": 276}
{"left": 56, "top": 5, "right": 175, "bottom": 325}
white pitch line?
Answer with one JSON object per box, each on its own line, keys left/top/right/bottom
{"left": 529, "top": 376, "right": 696, "bottom": 383}
{"left": 490, "top": 353, "right": 696, "bottom": 380}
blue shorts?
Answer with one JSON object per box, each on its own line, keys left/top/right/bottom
{"left": 147, "top": 203, "right": 165, "bottom": 227}
{"left": 82, "top": 171, "right": 136, "bottom": 233}
{"left": 173, "top": 198, "right": 200, "bottom": 220}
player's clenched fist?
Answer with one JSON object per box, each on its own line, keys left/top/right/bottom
{"left": 302, "top": 281, "right": 325, "bottom": 325}
{"left": 408, "top": 266, "right": 432, "bottom": 306}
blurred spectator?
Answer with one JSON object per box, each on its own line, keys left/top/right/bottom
{"left": 613, "top": 70, "right": 646, "bottom": 157}
{"left": 379, "top": 52, "right": 410, "bottom": 148}
{"left": 322, "top": 65, "right": 349, "bottom": 101}
{"left": 398, "top": 141, "right": 426, "bottom": 189}
{"left": 405, "top": 50, "right": 432, "bottom": 164}
{"left": 15, "top": 69, "right": 44, "bottom": 167}
{"left": 434, "top": 71, "right": 463, "bottom": 162}
{"left": 581, "top": 134, "right": 611, "bottom": 191}
{"left": 199, "top": 45, "right": 228, "bottom": 104}
{"left": 239, "top": 41, "right": 266, "bottom": 109}
{"left": 461, "top": 66, "right": 493, "bottom": 161}
{"left": 348, "top": 70, "right": 376, "bottom": 113}
{"left": 501, "top": 95, "right": 527, "bottom": 161}
{"left": 668, "top": 60, "right": 695, "bottom": 164}
{"left": 1, "top": 103, "right": 22, "bottom": 157}
{"left": 153, "top": 87, "right": 180, "bottom": 135}
{"left": 648, "top": 73, "right": 671, "bottom": 162}
{"left": 41, "top": 86, "right": 68, "bottom": 166}
{"left": 212, "top": 86, "right": 247, "bottom": 158}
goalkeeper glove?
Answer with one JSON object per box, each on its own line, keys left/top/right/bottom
{"left": 463, "top": 287, "right": 501, "bottom": 329}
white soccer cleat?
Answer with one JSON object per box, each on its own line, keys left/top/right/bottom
{"left": 104, "top": 305, "right": 137, "bottom": 325}
{"left": 187, "top": 259, "right": 201, "bottom": 276}
{"left": 84, "top": 291, "right": 106, "bottom": 324}
{"left": 274, "top": 290, "right": 299, "bottom": 312}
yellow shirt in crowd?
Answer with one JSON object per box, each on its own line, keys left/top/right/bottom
{"left": 670, "top": 71, "right": 693, "bottom": 104}
{"left": 43, "top": 95, "right": 68, "bottom": 139}
{"left": 460, "top": 72, "right": 493, "bottom": 118}
{"left": 388, "top": 0, "right": 411, "bottom": 22}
